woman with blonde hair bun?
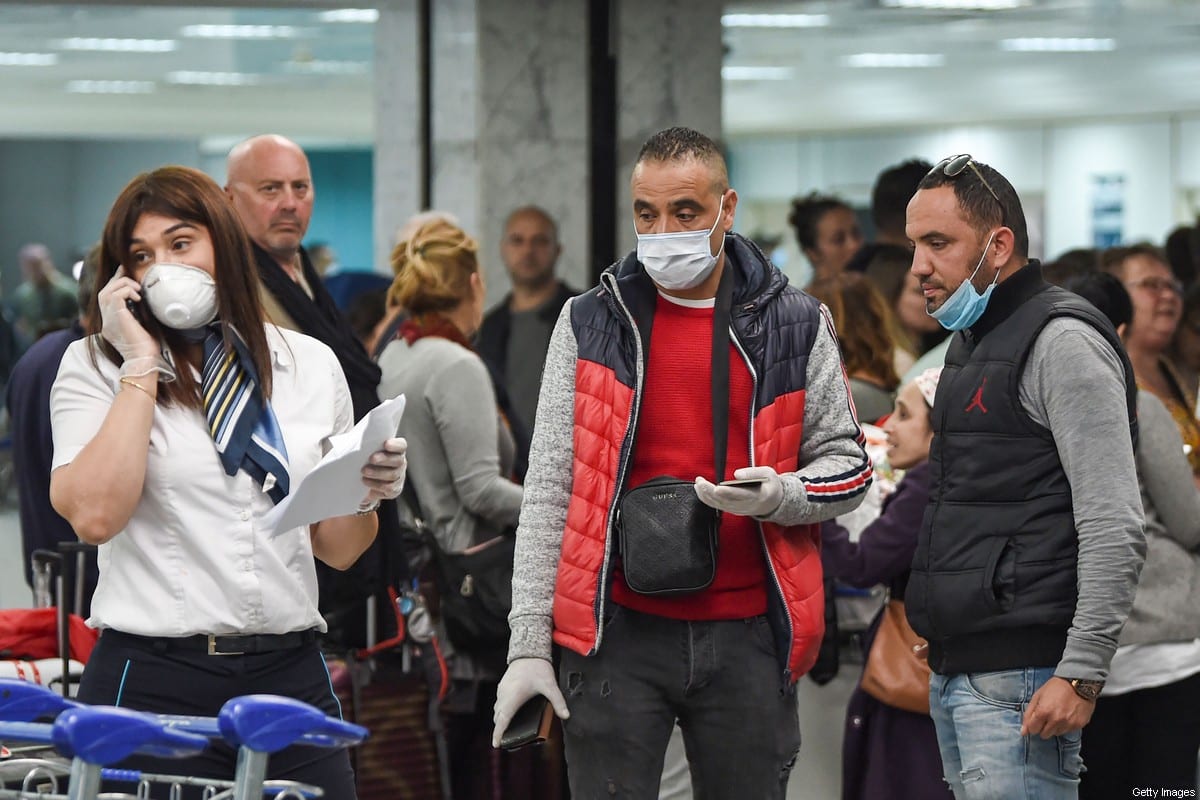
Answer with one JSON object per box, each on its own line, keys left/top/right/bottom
{"left": 376, "top": 217, "right": 528, "bottom": 799}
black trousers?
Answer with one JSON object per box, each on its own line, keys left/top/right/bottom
{"left": 1079, "top": 670, "right": 1200, "bottom": 799}
{"left": 557, "top": 607, "right": 801, "bottom": 800}
{"left": 77, "top": 629, "right": 357, "bottom": 800}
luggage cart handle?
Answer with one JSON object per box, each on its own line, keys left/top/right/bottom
{"left": 52, "top": 706, "right": 209, "bottom": 763}
{"left": 0, "top": 679, "right": 80, "bottom": 721}
{"left": 218, "top": 695, "right": 367, "bottom": 753}
{"left": 0, "top": 719, "right": 56, "bottom": 745}
{"left": 0, "top": 681, "right": 365, "bottom": 751}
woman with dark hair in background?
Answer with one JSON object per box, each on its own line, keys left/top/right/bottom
{"left": 1064, "top": 270, "right": 1200, "bottom": 799}
{"left": 788, "top": 192, "right": 863, "bottom": 285}
{"left": 808, "top": 273, "right": 900, "bottom": 424}
{"left": 863, "top": 244, "right": 946, "bottom": 371}
{"left": 48, "top": 166, "right": 408, "bottom": 798}
{"left": 1164, "top": 225, "right": 1197, "bottom": 291}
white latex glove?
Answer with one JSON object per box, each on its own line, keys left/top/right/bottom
{"left": 360, "top": 437, "right": 407, "bottom": 506}
{"left": 694, "top": 466, "right": 785, "bottom": 518}
{"left": 98, "top": 266, "right": 160, "bottom": 362}
{"left": 492, "top": 657, "right": 570, "bottom": 748}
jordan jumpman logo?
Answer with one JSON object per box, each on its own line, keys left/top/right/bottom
{"left": 965, "top": 377, "right": 988, "bottom": 413}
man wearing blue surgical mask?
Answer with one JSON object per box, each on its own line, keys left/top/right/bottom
{"left": 492, "top": 126, "right": 872, "bottom": 798}
{"left": 904, "top": 156, "right": 1146, "bottom": 799}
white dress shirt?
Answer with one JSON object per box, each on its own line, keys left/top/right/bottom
{"left": 50, "top": 325, "right": 353, "bottom": 637}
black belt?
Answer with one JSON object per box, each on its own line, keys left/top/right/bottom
{"left": 106, "top": 628, "right": 320, "bottom": 656}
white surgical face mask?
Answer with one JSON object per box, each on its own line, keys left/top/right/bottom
{"left": 635, "top": 196, "right": 726, "bottom": 290}
{"left": 142, "top": 262, "right": 218, "bottom": 330}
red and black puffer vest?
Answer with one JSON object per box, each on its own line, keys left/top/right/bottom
{"left": 551, "top": 233, "right": 850, "bottom": 683}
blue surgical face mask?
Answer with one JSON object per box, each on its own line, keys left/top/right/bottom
{"left": 928, "top": 230, "right": 998, "bottom": 331}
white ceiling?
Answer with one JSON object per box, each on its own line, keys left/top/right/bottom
{"left": 0, "top": 0, "right": 1197, "bottom": 141}
{"left": 721, "top": 0, "right": 1200, "bottom": 135}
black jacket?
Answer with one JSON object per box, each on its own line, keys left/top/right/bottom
{"left": 476, "top": 280, "right": 577, "bottom": 461}
{"left": 252, "top": 243, "right": 381, "bottom": 422}
{"left": 905, "top": 261, "right": 1136, "bottom": 674}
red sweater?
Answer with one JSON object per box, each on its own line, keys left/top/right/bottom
{"left": 611, "top": 294, "right": 769, "bottom": 619}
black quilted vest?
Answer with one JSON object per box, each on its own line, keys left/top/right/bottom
{"left": 905, "top": 261, "right": 1136, "bottom": 675}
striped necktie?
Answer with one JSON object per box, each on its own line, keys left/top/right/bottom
{"left": 201, "top": 325, "right": 290, "bottom": 504}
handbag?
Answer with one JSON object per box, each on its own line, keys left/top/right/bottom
{"left": 860, "top": 598, "right": 931, "bottom": 715}
{"left": 616, "top": 264, "right": 733, "bottom": 596}
{"left": 426, "top": 534, "right": 515, "bottom": 655}
{"left": 397, "top": 478, "right": 514, "bottom": 655}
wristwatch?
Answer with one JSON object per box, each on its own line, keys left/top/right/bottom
{"left": 1065, "top": 678, "right": 1105, "bottom": 701}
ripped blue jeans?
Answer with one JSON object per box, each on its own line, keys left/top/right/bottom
{"left": 557, "top": 605, "right": 800, "bottom": 800}
{"left": 930, "top": 668, "right": 1083, "bottom": 800}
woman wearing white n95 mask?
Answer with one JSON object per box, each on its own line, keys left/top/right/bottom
{"left": 48, "top": 166, "right": 405, "bottom": 800}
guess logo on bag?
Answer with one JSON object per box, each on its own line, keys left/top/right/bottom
{"left": 652, "top": 490, "right": 682, "bottom": 501}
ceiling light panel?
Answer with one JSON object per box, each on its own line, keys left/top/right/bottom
{"left": 845, "top": 52, "right": 946, "bottom": 67}
{"left": 181, "top": 24, "right": 297, "bottom": 40}
{"left": 67, "top": 80, "right": 155, "bottom": 94}
{"left": 317, "top": 9, "right": 379, "bottom": 23}
{"left": 1000, "top": 37, "right": 1116, "bottom": 52}
{"left": 0, "top": 52, "right": 57, "bottom": 66}
{"left": 284, "top": 60, "right": 370, "bottom": 75}
{"left": 167, "top": 71, "right": 259, "bottom": 86}
{"left": 722, "top": 66, "right": 794, "bottom": 80}
{"left": 881, "top": 0, "right": 1029, "bottom": 9}
{"left": 721, "top": 13, "right": 830, "bottom": 28}
{"left": 59, "top": 38, "right": 177, "bottom": 53}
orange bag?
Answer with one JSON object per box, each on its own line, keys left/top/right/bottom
{"left": 860, "top": 599, "right": 931, "bottom": 715}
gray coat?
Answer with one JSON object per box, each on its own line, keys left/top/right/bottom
{"left": 377, "top": 336, "right": 523, "bottom": 553}
{"left": 1121, "top": 390, "right": 1200, "bottom": 645}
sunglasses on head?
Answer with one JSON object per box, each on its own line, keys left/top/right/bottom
{"left": 930, "top": 154, "right": 1003, "bottom": 207}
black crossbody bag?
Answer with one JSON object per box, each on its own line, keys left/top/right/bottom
{"left": 615, "top": 264, "right": 733, "bottom": 596}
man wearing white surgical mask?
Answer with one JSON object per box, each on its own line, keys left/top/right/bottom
{"left": 904, "top": 156, "right": 1145, "bottom": 799}
{"left": 493, "top": 127, "right": 872, "bottom": 798}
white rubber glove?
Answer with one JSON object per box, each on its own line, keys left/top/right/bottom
{"left": 98, "top": 266, "right": 159, "bottom": 362}
{"left": 492, "top": 657, "right": 570, "bottom": 748}
{"left": 694, "top": 465, "right": 785, "bottom": 518}
{"left": 98, "top": 267, "right": 176, "bottom": 382}
{"left": 359, "top": 437, "right": 408, "bottom": 509}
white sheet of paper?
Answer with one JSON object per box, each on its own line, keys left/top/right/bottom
{"left": 262, "top": 394, "right": 407, "bottom": 538}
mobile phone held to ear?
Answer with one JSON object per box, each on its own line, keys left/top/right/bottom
{"left": 720, "top": 477, "right": 767, "bottom": 489}
{"left": 125, "top": 298, "right": 151, "bottom": 327}
{"left": 499, "top": 696, "right": 554, "bottom": 751}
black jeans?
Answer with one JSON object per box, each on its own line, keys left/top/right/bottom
{"left": 77, "top": 630, "right": 357, "bottom": 800}
{"left": 558, "top": 606, "right": 800, "bottom": 800}
{"left": 1079, "top": 670, "right": 1200, "bottom": 799}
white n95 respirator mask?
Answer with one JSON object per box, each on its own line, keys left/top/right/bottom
{"left": 141, "top": 262, "right": 218, "bottom": 330}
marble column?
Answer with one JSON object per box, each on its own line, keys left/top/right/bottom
{"left": 372, "top": 0, "right": 422, "bottom": 273}
{"left": 429, "top": 0, "right": 590, "bottom": 303}
{"left": 613, "top": 0, "right": 724, "bottom": 258}
{"left": 372, "top": 0, "right": 722, "bottom": 294}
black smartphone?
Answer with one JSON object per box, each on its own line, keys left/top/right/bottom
{"left": 125, "top": 298, "right": 151, "bottom": 327}
{"left": 720, "top": 477, "right": 767, "bottom": 488}
{"left": 499, "top": 696, "right": 554, "bottom": 751}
